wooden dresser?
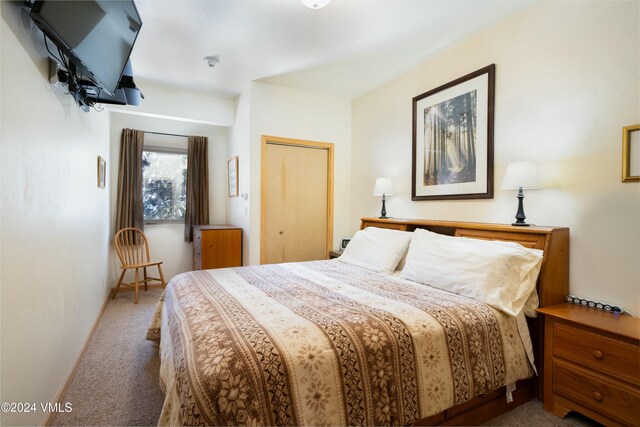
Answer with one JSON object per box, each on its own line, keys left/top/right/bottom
{"left": 193, "top": 225, "right": 242, "bottom": 270}
{"left": 537, "top": 303, "right": 640, "bottom": 425}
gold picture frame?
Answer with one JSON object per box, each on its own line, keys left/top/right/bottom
{"left": 228, "top": 156, "right": 239, "bottom": 197}
{"left": 97, "top": 155, "right": 106, "bottom": 188}
{"left": 622, "top": 124, "right": 640, "bottom": 182}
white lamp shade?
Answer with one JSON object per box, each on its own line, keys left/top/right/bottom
{"left": 373, "top": 178, "right": 394, "bottom": 196}
{"left": 300, "top": 0, "right": 331, "bottom": 9}
{"left": 501, "top": 162, "right": 542, "bottom": 190}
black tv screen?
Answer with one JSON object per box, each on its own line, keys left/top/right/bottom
{"left": 30, "top": 0, "right": 142, "bottom": 96}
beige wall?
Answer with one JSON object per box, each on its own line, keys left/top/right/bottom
{"left": 1, "top": 3, "right": 111, "bottom": 425}
{"left": 351, "top": 1, "right": 640, "bottom": 314}
{"left": 247, "top": 82, "right": 352, "bottom": 265}
{"left": 227, "top": 88, "right": 252, "bottom": 266}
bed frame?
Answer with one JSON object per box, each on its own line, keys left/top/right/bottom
{"left": 359, "top": 217, "right": 569, "bottom": 426}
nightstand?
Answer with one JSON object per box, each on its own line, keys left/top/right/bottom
{"left": 328, "top": 250, "right": 342, "bottom": 259}
{"left": 537, "top": 303, "right": 640, "bottom": 425}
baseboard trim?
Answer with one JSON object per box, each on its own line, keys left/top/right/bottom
{"left": 41, "top": 294, "right": 111, "bottom": 426}
{"left": 111, "top": 282, "right": 165, "bottom": 293}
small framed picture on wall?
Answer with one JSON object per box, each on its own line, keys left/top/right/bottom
{"left": 228, "top": 156, "right": 239, "bottom": 197}
{"left": 97, "top": 156, "right": 106, "bottom": 188}
{"left": 622, "top": 124, "right": 640, "bottom": 182}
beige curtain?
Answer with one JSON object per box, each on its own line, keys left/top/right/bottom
{"left": 185, "top": 136, "right": 210, "bottom": 242}
{"left": 115, "top": 128, "right": 144, "bottom": 233}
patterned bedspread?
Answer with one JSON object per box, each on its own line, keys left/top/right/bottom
{"left": 147, "top": 260, "right": 534, "bottom": 426}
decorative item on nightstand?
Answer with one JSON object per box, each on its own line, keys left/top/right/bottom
{"left": 502, "top": 162, "right": 541, "bottom": 226}
{"left": 340, "top": 238, "right": 351, "bottom": 250}
{"left": 373, "top": 177, "right": 394, "bottom": 219}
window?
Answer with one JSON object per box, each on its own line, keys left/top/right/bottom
{"left": 142, "top": 149, "right": 187, "bottom": 222}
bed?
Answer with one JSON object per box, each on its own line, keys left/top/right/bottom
{"left": 148, "top": 218, "right": 569, "bottom": 426}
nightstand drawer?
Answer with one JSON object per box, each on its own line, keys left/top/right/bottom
{"left": 554, "top": 360, "right": 640, "bottom": 426}
{"left": 554, "top": 322, "right": 640, "bottom": 385}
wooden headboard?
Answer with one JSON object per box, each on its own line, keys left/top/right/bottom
{"left": 360, "top": 217, "right": 570, "bottom": 400}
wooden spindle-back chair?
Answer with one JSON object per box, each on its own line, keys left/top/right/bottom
{"left": 112, "top": 228, "right": 166, "bottom": 304}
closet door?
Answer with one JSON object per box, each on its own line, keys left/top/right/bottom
{"left": 261, "top": 136, "right": 334, "bottom": 264}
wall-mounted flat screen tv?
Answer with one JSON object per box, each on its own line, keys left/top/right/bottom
{"left": 30, "top": 0, "right": 142, "bottom": 96}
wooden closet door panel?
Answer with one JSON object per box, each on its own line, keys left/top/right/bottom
{"left": 284, "top": 145, "right": 327, "bottom": 261}
{"left": 263, "top": 143, "right": 328, "bottom": 264}
{"left": 263, "top": 143, "right": 286, "bottom": 264}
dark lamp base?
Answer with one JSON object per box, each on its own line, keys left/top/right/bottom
{"left": 511, "top": 188, "right": 531, "bottom": 227}
{"left": 379, "top": 195, "right": 388, "bottom": 220}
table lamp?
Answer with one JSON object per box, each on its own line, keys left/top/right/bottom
{"left": 501, "top": 162, "right": 541, "bottom": 226}
{"left": 373, "top": 178, "right": 394, "bottom": 219}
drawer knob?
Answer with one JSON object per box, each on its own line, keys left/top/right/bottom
{"left": 593, "top": 350, "right": 604, "bottom": 360}
{"left": 592, "top": 391, "right": 602, "bottom": 402}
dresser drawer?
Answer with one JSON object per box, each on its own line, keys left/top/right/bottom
{"left": 554, "top": 360, "right": 640, "bottom": 426}
{"left": 193, "top": 226, "right": 242, "bottom": 270}
{"left": 554, "top": 322, "right": 640, "bottom": 385}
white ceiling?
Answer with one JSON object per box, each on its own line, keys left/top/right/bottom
{"left": 131, "top": 0, "right": 534, "bottom": 99}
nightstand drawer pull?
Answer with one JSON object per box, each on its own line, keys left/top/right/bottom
{"left": 593, "top": 350, "right": 603, "bottom": 360}
{"left": 592, "top": 391, "right": 603, "bottom": 402}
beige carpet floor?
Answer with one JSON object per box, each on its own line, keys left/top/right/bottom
{"left": 51, "top": 288, "right": 601, "bottom": 427}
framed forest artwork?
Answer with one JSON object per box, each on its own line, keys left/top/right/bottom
{"left": 412, "top": 64, "right": 495, "bottom": 200}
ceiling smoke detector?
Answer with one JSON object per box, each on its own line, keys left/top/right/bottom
{"left": 203, "top": 55, "right": 220, "bottom": 68}
{"left": 300, "top": 0, "right": 331, "bottom": 9}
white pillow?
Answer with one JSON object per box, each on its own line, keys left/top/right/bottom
{"left": 366, "top": 227, "right": 413, "bottom": 271}
{"left": 338, "top": 227, "right": 412, "bottom": 274}
{"left": 399, "top": 229, "right": 543, "bottom": 316}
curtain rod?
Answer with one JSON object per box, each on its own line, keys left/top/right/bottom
{"left": 143, "top": 130, "right": 189, "bottom": 138}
